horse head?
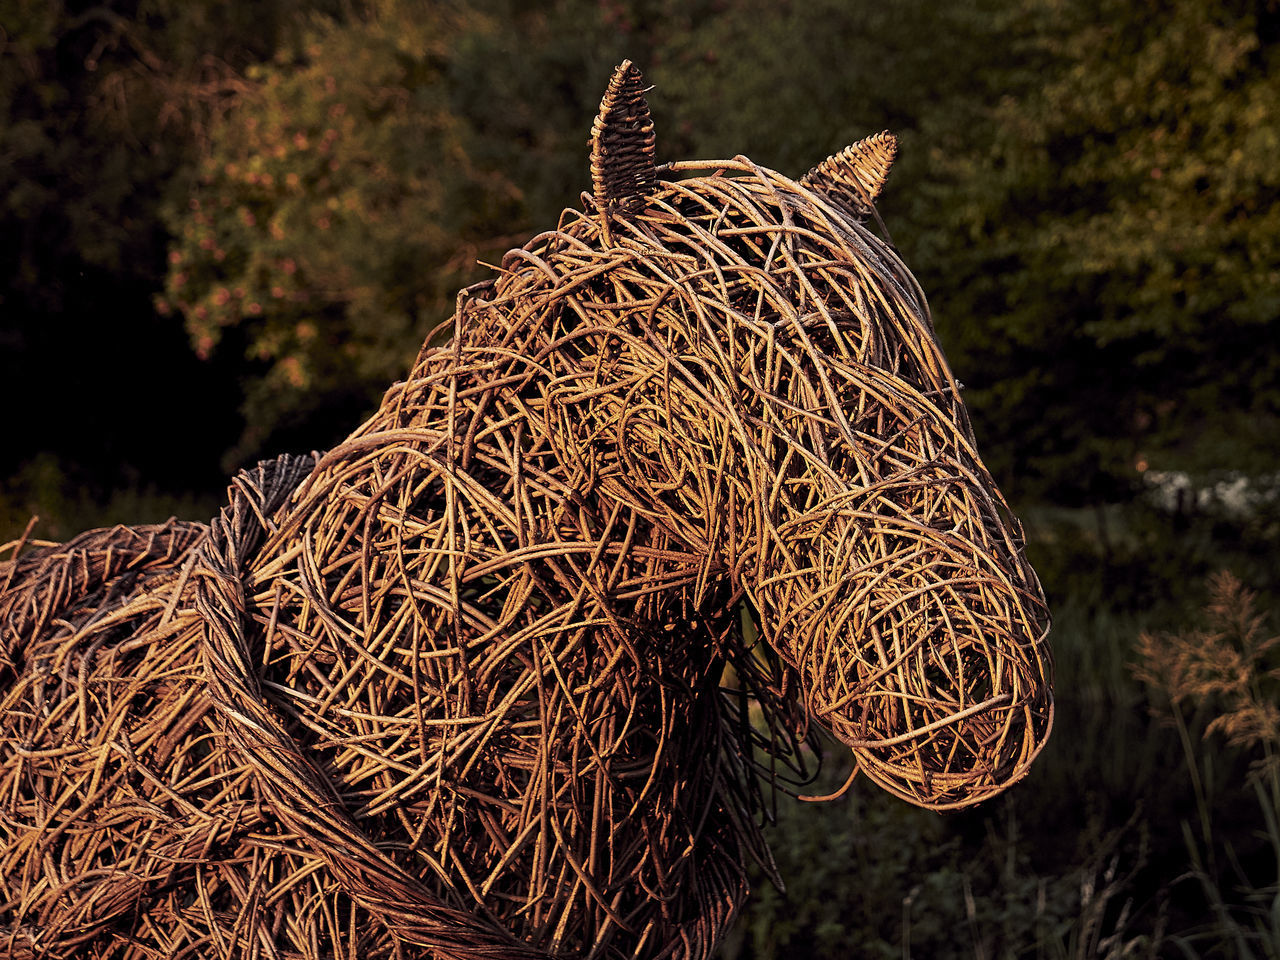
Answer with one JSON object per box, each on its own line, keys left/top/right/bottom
{"left": 466, "top": 61, "right": 1053, "bottom": 811}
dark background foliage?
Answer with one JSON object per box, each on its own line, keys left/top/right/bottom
{"left": 4, "top": 0, "right": 1279, "bottom": 954}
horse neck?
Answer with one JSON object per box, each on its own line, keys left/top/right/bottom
{"left": 374, "top": 295, "right": 733, "bottom": 677}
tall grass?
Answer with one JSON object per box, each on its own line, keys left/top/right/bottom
{"left": 1133, "top": 573, "right": 1280, "bottom": 958}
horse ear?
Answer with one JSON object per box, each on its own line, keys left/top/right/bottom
{"left": 590, "top": 60, "right": 657, "bottom": 217}
{"left": 800, "top": 131, "right": 898, "bottom": 214}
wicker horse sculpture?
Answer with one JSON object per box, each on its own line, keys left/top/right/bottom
{"left": 0, "top": 62, "right": 1052, "bottom": 960}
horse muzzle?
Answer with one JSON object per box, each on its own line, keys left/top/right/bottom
{"left": 750, "top": 515, "right": 1053, "bottom": 809}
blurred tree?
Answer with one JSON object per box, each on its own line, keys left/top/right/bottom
{"left": 0, "top": 0, "right": 335, "bottom": 494}
{"left": 11, "top": 0, "right": 1277, "bottom": 508}
{"left": 900, "top": 0, "right": 1280, "bottom": 502}
{"left": 160, "top": 1, "right": 507, "bottom": 462}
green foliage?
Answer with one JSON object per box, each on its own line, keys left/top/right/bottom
{"left": 0, "top": 0, "right": 333, "bottom": 488}
{"left": 0, "top": 452, "right": 219, "bottom": 547}
{"left": 898, "top": 0, "right": 1280, "bottom": 500}
{"left": 160, "top": 3, "right": 499, "bottom": 458}
{"left": 0, "top": 0, "right": 327, "bottom": 301}
{"left": 9, "top": 0, "right": 1278, "bottom": 497}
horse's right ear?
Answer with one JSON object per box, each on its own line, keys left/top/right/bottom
{"left": 800, "top": 131, "right": 898, "bottom": 215}
{"left": 589, "top": 60, "right": 657, "bottom": 222}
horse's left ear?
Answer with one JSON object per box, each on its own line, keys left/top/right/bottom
{"left": 800, "top": 131, "right": 898, "bottom": 214}
{"left": 590, "top": 60, "right": 657, "bottom": 220}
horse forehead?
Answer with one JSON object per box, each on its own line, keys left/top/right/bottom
{"left": 633, "top": 181, "right": 945, "bottom": 382}
{"left": 502, "top": 167, "right": 949, "bottom": 403}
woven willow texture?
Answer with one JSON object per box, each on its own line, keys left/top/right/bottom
{"left": 590, "top": 59, "right": 657, "bottom": 215}
{"left": 0, "top": 62, "right": 1051, "bottom": 960}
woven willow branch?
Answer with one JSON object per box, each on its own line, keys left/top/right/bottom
{"left": 0, "top": 63, "right": 1051, "bottom": 960}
